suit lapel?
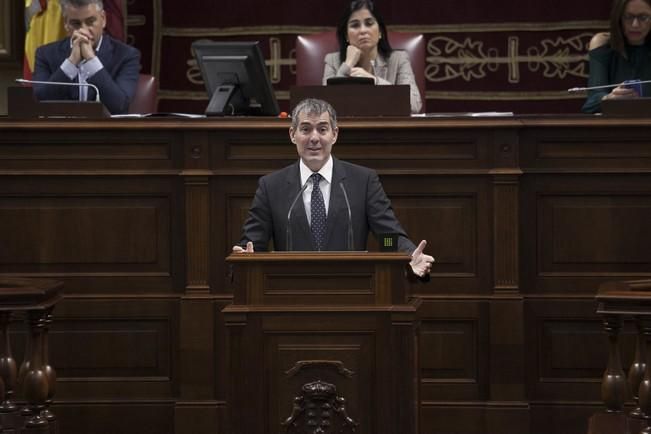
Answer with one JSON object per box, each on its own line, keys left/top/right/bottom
{"left": 97, "top": 35, "right": 114, "bottom": 69}
{"left": 89, "top": 36, "right": 114, "bottom": 101}
{"left": 324, "top": 158, "right": 348, "bottom": 248}
{"left": 374, "top": 54, "right": 388, "bottom": 81}
{"left": 285, "top": 163, "right": 311, "bottom": 249}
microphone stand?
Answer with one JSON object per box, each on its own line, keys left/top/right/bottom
{"left": 568, "top": 79, "right": 651, "bottom": 93}
{"left": 286, "top": 182, "right": 309, "bottom": 251}
{"left": 15, "top": 78, "right": 101, "bottom": 102}
{"left": 339, "top": 182, "right": 354, "bottom": 251}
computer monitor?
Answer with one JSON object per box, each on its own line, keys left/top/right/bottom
{"left": 191, "top": 40, "right": 280, "bottom": 116}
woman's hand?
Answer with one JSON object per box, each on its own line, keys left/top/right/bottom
{"left": 344, "top": 45, "right": 362, "bottom": 69}
{"left": 349, "top": 67, "right": 375, "bottom": 81}
{"left": 603, "top": 85, "right": 639, "bottom": 100}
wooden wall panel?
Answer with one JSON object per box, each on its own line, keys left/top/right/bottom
{"left": 0, "top": 129, "right": 181, "bottom": 171}
{"left": 529, "top": 403, "right": 601, "bottom": 434}
{"left": 51, "top": 298, "right": 177, "bottom": 400}
{"left": 386, "top": 176, "right": 492, "bottom": 295}
{"left": 421, "top": 404, "right": 530, "bottom": 434}
{"left": 519, "top": 123, "right": 651, "bottom": 171}
{"left": 521, "top": 174, "right": 651, "bottom": 293}
{"left": 54, "top": 403, "right": 175, "bottom": 434}
{"left": 0, "top": 176, "right": 183, "bottom": 293}
{"left": 523, "top": 299, "right": 639, "bottom": 402}
{"left": 418, "top": 300, "right": 489, "bottom": 402}
{"left": 394, "top": 194, "right": 478, "bottom": 283}
{"left": 1, "top": 117, "right": 649, "bottom": 434}
{"left": 1, "top": 197, "right": 161, "bottom": 264}
{"left": 212, "top": 176, "right": 260, "bottom": 292}
{"left": 175, "top": 403, "right": 228, "bottom": 434}
{"left": 539, "top": 195, "right": 651, "bottom": 270}
{"left": 334, "top": 128, "right": 494, "bottom": 171}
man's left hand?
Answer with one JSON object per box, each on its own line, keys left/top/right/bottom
{"left": 409, "top": 240, "right": 434, "bottom": 277}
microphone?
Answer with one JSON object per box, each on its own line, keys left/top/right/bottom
{"left": 339, "top": 182, "right": 354, "bottom": 251}
{"left": 286, "top": 181, "right": 310, "bottom": 251}
{"left": 16, "top": 78, "right": 101, "bottom": 102}
{"left": 567, "top": 79, "right": 651, "bottom": 93}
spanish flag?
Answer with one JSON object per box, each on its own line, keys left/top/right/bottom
{"left": 23, "top": 0, "right": 66, "bottom": 79}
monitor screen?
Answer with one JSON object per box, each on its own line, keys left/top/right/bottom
{"left": 191, "top": 40, "right": 280, "bottom": 116}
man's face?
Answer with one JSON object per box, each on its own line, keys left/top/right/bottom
{"left": 64, "top": 3, "right": 106, "bottom": 47}
{"left": 289, "top": 111, "right": 338, "bottom": 172}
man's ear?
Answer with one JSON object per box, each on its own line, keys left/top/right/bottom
{"left": 289, "top": 128, "right": 296, "bottom": 143}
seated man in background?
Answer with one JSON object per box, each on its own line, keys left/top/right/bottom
{"left": 33, "top": 0, "right": 140, "bottom": 114}
{"left": 232, "top": 98, "right": 434, "bottom": 278}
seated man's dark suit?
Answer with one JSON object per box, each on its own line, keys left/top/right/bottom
{"left": 239, "top": 157, "right": 417, "bottom": 253}
{"left": 33, "top": 35, "right": 140, "bottom": 114}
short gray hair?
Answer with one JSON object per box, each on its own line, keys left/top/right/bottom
{"left": 291, "top": 98, "right": 337, "bottom": 130}
{"left": 60, "top": 0, "right": 104, "bottom": 13}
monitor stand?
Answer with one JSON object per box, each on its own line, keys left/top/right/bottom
{"left": 206, "top": 85, "right": 249, "bottom": 116}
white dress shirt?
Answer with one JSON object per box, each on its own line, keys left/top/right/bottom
{"left": 299, "top": 156, "right": 333, "bottom": 226}
{"left": 60, "top": 36, "right": 104, "bottom": 101}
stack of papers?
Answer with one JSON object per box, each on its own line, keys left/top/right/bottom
{"left": 412, "top": 112, "right": 514, "bottom": 117}
{"left": 111, "top": 112, "right": 206, "bottom": 119}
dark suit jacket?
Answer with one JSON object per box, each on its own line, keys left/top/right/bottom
{"left": 33, "top": 35, "right": 140, "bottom": 114}
{"left": 239, "top": 157, "right": 417, "bottom": 253}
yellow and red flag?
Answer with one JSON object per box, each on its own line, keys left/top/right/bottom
{"left": 23, "top": 0, "right": 66, "bottom": 79}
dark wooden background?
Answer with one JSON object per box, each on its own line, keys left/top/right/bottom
{"left": 1, "top": 115, "right": 650, "bottom": 433}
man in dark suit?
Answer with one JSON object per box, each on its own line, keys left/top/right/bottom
{"left": 233, "top": 98, "right": 434, "bottom": 277}
{"left": 32, "top": 0, "right": 140, "bottom": 114}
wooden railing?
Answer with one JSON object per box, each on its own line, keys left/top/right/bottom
{"left": 591, "top": 280, "right": 651, "bottom": 434}
{"left": 0, "top": 278, "right": 62, "bottom": 434}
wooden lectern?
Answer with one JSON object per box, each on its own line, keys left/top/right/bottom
{"left": 223, "top": 252, "right": 420, "bottom": 434}
{"left": 7, "top": 86, "right": 110, "bottom": 119}
{"left": 289, "top": 85, "right": 411, "bottom": 117}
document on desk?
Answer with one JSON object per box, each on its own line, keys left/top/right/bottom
{"left": 412, "top": 112, "right": 514, "bottom": 117}
{"left": 111, "top": 112, "right": 206, "bottom": 119}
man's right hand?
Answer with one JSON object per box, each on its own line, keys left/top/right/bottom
{"left": 68, "top": 30, "right": 95, "bottom": 65}
{"left": 232, "top": 241, "right": 254, "bottom": 253}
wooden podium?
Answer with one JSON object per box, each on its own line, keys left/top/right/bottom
{"left": 7, "top": 86, "right": 110, "bottom": 119}
{"left": 223, "top": 252, "right": 420, "bottom": 434}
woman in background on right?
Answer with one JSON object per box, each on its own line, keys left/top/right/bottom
{"left": 582, "top": 0, "right": 651, "bottom": 113}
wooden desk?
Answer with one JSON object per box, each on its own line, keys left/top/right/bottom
{"left": 0, "top": 115, "right": 650, "bottom": 434}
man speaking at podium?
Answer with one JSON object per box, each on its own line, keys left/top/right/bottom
{"left": 232, "top": 98, "right": 434, "bottom": 278}
{"left": 32, "top": 0, "right": 140, "bottom": 114}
